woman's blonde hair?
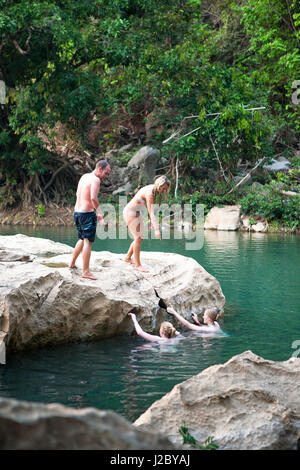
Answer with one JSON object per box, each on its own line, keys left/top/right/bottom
{"left": 205, "top": 307, "right": 221, "bottom": 322}
{"left": 152, "top": 175, "right": 171, "bottom": 199}
{"left": 160, "top": 321, "right": 176, "bottom": 338}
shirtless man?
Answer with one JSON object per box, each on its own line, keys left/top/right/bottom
{"left": 69, "top": 159, "right": 111, "bottom": 280}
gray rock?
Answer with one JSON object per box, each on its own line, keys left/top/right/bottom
{"left": 134, "top": 351, "right": 300, "bottom": 450}
{"left": 112, "top": 182, "right": 133, "bottom": 195}
{"left": 252, "top": 221, "right": 268, "bottom": 232}
{"left": 263, "top": 158, "right": 291, "bottom": 172}
{"left": 119, "top": 144, "right": 133, "bottom": 153}
{"left": 128, "top": 146, "right": 160, "bottom": 184}
{"left": 233, "top": 174, "right": 252, "bottom": 187}
{"left": 0, "top": 397, "right": 177, "bottom": 450}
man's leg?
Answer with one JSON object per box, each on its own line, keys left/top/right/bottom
{"left": 69, "top": 239, "right": 84, "bottom": 268}
{"left": 82, "top": 238, "right": 98, "bottom": 280}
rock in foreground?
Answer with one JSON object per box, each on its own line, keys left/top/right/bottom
{"left": 0, "top": 234, "right": 225, "bottom": 353}
{"left": 0, "top": 397, "right": 177, "bottom": 450}
{"left": 134, "top": 351, "right": 300, "bottom": 450}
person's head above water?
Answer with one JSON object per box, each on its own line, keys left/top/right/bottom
{"left": 203, "top": 307, "right": 221, "bottom": 325}
{"left": 159, "top": 321, "right": 177, "bottom": 339}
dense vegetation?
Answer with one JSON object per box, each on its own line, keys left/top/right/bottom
{"left": 0, "top": 0, "right": 299, "bottom": 227}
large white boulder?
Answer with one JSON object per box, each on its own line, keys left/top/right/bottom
{"left": 0, "top": 235, "right": 225, "bottom": 353}
{"left": 204, "top": 206, "right": 241, "bottom": 231}
{"left": 134, "top": 351, "right": 300, "bottom": 450}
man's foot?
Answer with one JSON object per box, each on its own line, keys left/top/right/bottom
{"left": 82, "top": 272, "right": 98, "bottom": 280}
{"left": 135, "top": 265, "right": 149, "bottom": 273}
{"left": 124, "top": 257, "right": 134, "bottom": 264}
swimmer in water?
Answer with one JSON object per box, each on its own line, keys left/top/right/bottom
{"left": 123, "top": 175, "right": 170, "bottom": 272}
{"left": 167, "top": 306, "right": 223, "bottom": 333}
{"left": 128, "top": 312, "right": 180, "bottom": 342}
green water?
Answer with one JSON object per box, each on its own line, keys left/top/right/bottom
{"left": 0, "top": 226, "right": 299, "bottom": 422}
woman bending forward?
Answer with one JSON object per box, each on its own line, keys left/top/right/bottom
{"left": 123, "top": 175, "right": 170, "bottom": 272}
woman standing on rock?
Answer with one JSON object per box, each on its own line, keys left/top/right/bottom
{"left": 123, "top": 175, "right": 170, "bottom": 272}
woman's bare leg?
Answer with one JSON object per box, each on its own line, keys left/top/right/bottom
{"left": 124, "top": 241, "right": 135, "bottom": 263}
{"left": 133, "top": 237, "right": 148, "bottom": 272}
{"left": 125, "top": 214, "right": 148, "bottom": 272}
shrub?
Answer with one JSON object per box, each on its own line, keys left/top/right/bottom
{"left": 239, "top": 186, "right": 300, "bottom": 229}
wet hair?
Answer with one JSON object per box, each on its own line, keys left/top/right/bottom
{"left": 204, "top": 307, "right": 221, "bottom": 322}
{"left": 95, "top": 159, "right": 109, "bottom": 170}
{"left": 160, "top": 321, "right": 177, "bottom": 338}
{"left": 152, "top": 175, "right": 171, "bottom": 199}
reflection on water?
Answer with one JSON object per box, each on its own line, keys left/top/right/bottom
{"left": 0, "top": 226, "right": 299, "bottom": 421}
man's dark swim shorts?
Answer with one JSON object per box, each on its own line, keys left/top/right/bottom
{"left": 74, "top": 211, "right": 97, "bottom": 243}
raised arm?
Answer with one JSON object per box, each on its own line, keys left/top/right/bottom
{"left": 166, "top": 307, "right": 202, "bottom": 331}
{"left": 128, "top": 313, "right": 161, "bottom": 342}
{"left": 167, "top": 307, "right": 221, "bottom": 333}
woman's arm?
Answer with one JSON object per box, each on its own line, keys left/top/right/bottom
{"left": 167, "top": 307, "right": 202, "bottom": 331}
{"left": 145, "top": 192, "right": 161, "bottom": 239}
{"left": 128, "top": 313, "right": 161, "bottom": 342}
{"left": 167, "top": 307, "right": 206, "bottom": 331}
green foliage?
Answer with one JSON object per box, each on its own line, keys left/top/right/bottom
{"left": 276, "top": 169, "right": 300, "bottom": 190}
{"left": 239, "top": 185, "right": 300, "bottom": 230}
{"left": 178, "top": 425, "right": 219, "bottom": 450}
{"left": 0, "top": 0, "right": 299, "bottom": 211}
{"left": 170, "top": 190, "right": 237, "bottom": 215}
{"left": 35, "top": 203, "right": 46, "bottom": 217}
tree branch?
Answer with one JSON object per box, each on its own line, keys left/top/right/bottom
{"left": 11, "top": 27, "right": 32, "bottom": 55}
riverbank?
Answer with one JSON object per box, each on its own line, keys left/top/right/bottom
{"left": 0, "top": 205, "right": 74, "bottom": 226}
{"left": 0, "top": 204, "right": 299, "bottom": 233}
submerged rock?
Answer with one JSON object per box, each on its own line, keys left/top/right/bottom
{"left": 0, "top": 397, "right": 177, "bottom": 450}
{"left": 134, "top": 351, "right": 300, "bottom": 450}
{"left": 0, "top": 234, "right": 225, "bottom": 353}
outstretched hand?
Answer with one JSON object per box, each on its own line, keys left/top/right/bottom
{"left": 128, "top": 312, "right": 136, "bottom": 320}
{"left": 191, "top": 312, "right": 201, "bottom": 325}
{"left": 97, "top": 214, "right": 105, "bottom": 225}
{"left": 167, "top": 306, "right": 175, "bottom": 314}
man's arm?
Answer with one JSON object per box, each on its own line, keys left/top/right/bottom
{"left": 90, "top": 177, "right": 104, "bottom": 221}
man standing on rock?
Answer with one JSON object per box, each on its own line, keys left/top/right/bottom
{"left": 69, "top": 159, "right": 111, "bottom": 280}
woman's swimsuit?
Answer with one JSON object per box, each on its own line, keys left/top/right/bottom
{"left": 124, "top": 197, "right": 146, "bottom": 218}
